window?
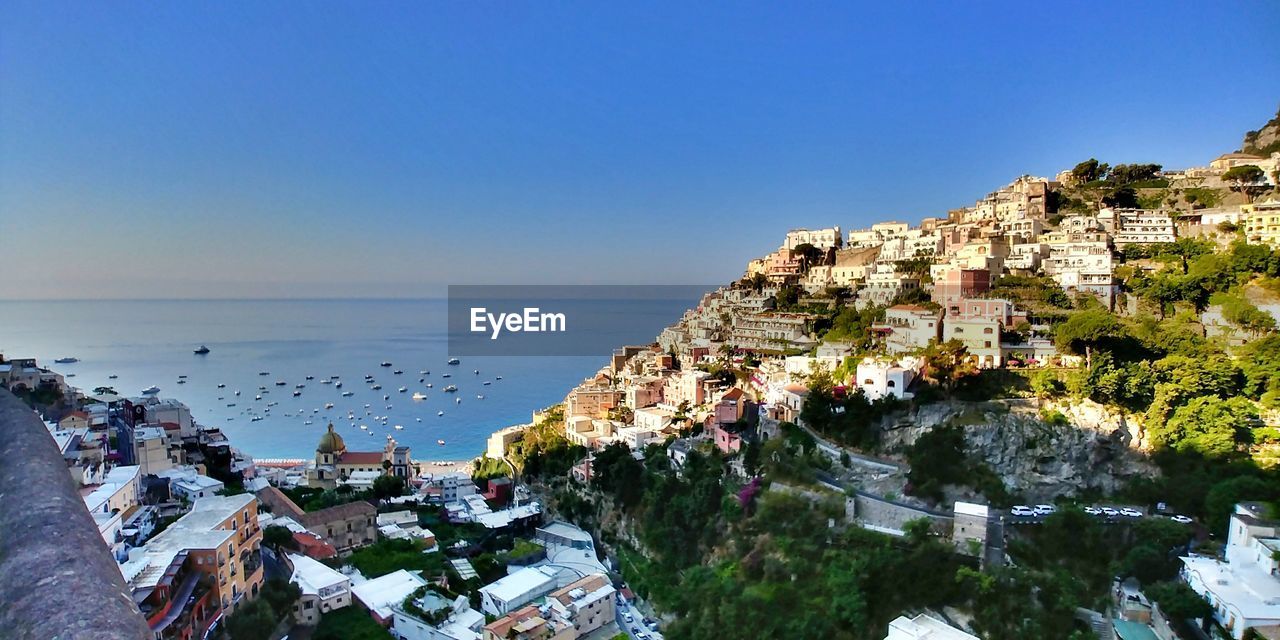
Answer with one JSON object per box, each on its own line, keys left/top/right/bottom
{"left": 983, "top": 327, "right": 993, "bottom": 334}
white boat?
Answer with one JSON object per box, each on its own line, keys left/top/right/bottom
{"left": 216, "top": 383, "right": 224, "bottom": 388}
{"left": 496, "top": 376, "right": 502, "bottom": 380}
{"left": 412, "top": 392, "right": 427, "bottom": 400}
{"left": 455, "top": 397, "right": 461, "bottom": 404}
{"left": 380, "top": 361, "right": 393, "bottom": 367}
{"left": 476, "top": 395, "right": 484, "bottom": 399}
{"left": 292, "top": 391, "right": 302, "bottom": 397}
{"left": 254, "top": 395, "right": 262, "bottom": 400}
{"left": 334, "top": 381, "right": 343, "bottom": 388}
{"left": 474, "top": 369, "right": 479, "bottom": 374}
{"left": 437, "top": 439, "right": 446, "bottom": 445}
{"left": 342, "top": 391, "right": 354, "bottom": 397}
{"left": 275, "top": 380, "right": 286, "bottom": 386}
{"left": 142, "top": 385, "right": 160, "bottom": 395}
{"left": 55, "top": 357, "right": 79, "bottom": 364}
{"left": 251, "top": 416, "right": 263, "bottom": 422}
{"left": 235, "top": 390, "right": 241, "bottom": 396}
{"left": 443, "top": 385, "right": 457, "bottom": 393}
{"left": 398, "top": 386, "right": 407, "bottom": 393}
{"left": 426, "top": 383, "right": 433, "bottom": 388}
{"left": 483, "top": 381, "right": 491, "bottom": 386}
{"left": 176, "top": 379, "right": 186, "bottom": 384}
{"left": 394, "top": 425, "right": 403, "bottom": 430}
{"left": 415, "top": 418, "right": 422, "bottom": 422}
{"left": 393, "top": 370, "right": 403, "bottom": 375}
{"left": 447, "top": 358, "right": 459, "bottom": 365}
{"left": 442, "top": 373, "right": 452, "bottom": 378}
{"left": 193, "top": 345, "right": 210, "bottom": 355}
{"left": 437, "top": 411, "right": 444, "bottom": 416}
{"left": 420, "top": 370, "right": 429, "bottom": 375}
{"left": 371, "top": 384, "right": 382, "bottom": 390}
{"left": 305, "top": 376, "right": 314, "bottom": 380}
{"left": 324, "top": 403, "right": 334, "bottom": 409}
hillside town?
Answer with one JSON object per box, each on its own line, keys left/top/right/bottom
{"left": 5, "top": 119, "right": 1280, "bottom": 640}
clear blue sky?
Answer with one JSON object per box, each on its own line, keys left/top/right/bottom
{"left": 2, "top": 1, "right": 1278, "bottom": 299}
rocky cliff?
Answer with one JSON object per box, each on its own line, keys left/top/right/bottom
{"left": 879, "top": 399, "right": 1158, "bottom": 503}
{"left": 1243, "top": 106, "right": 1280, "bottom": 156}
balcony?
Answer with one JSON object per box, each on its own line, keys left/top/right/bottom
{"left": 0, "top": 389, "right": 150, "bottom": 639}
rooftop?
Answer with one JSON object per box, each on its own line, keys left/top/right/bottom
{"left": 351, "top": 569, "right": 428, "bottom": 619}
{"left": 288, "top": 553, "right": 348, "bottom": 596}
{"left": 478, "top": 566, "right": 559, "bottom": 604}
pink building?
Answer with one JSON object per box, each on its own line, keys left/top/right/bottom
{"left": 945, "top": 298, "right": 1024, "bottom": 325}
{"left": 713, "top": 424, "right": 744, "bottom": 454}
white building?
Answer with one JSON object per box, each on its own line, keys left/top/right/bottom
{"left": 885, "top": 613, "right": 979, "bottom": 640}
{"left": 392, "top": 591, "right": 485, "bottom": 640}
{"left": 477, "top": 566, "right": 561, "bottom": 617}
{"left": 157, "top": 467, "right": 225, "bottom": 502}
{"left": 1181, "top": 503, "right": 1280, "bottom": 639}
{"left": 352, "top": 569, "right": 429, "bottom": 624}
{"left": 785, "top": 226, "right": 843, "bottom": 250}
{"left": 854, "top": 357, "right": 920, "bottom": 401}
{"left": 1099, "top": 208, "right": 1177, "bottom": 247}
{"left": 288, "top": 553, "right": 351, "bottom": 626}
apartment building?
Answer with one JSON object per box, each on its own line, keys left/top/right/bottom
{"left": 942, "top": 318, "right": 1003, "bottom": 369}
{"left": 1099, "top": 208, "right": 1177, "bottom": 246}
{"left": 784, "top": 226, "right": 843, "bottom": 250}
{"left": 1243, "top": 199, "right": 1280, "bottom": 247}
{"left": 872, "top": 305, "right": 941, "bottom": 354}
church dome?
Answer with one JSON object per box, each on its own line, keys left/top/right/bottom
{"left": 317, "top": 423, "right": 345, "bottom": 454}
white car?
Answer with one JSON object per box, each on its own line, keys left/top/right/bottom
{"left": 1083, "top": 506, "right": 1102, "bottom": 516}
{"left": 624, "top": 613, "right": 633, "bottom": 623}
{"left": 1100, "top": 507, "right": 1119, "bottom": 517}
{"left": 1033, "top": 504, "right": 1057, "bottom": 516}
{"left": 1170, "top": 515, "right": 1193, "bottom": 524}
{"left": 1119, "top": 508, "right": 1143, "bottom": 518}
{"left": 1010, "top": 505, "right": 1035, "bottom": 517}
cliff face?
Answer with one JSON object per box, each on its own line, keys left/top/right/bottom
{"left": 880, "top": 399, "right": 1157, "bottom": 503}
{"left": 1243, "top": 106, "right": 1280, "bottom": 156}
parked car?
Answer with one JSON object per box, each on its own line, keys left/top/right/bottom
{"left": 1100, "top": 507, "right": 1119, "bottom": 517}
{"left": 1083, "top": 506, "right": 1102, "bottom": 516}
{"left": 624, "top": 613, "right": 634, "bottom": 623}
{"left": 1119, "top": 508, "right": 1143, "bottom": 518}
{"left": 1170, "top": 515, "right": 1193, "bottom": 524}
{"left": 1033, "top": 504, "right": 1057, "bottom": 516}
{"left": 1010, "top": 505, "right": 1035, "bottom": 517}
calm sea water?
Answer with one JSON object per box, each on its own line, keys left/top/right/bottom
{"left": 0, "top": 299, "right": 686, "bottom": 461}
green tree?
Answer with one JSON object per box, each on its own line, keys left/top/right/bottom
{"left": 1071, "top": 158, "right": 1109, "bottom": 184}
{"left": 262, "top": 524, "right": 296, "bottom": 550}
{"left": 923, "top": 339, "right": 979, "bottom": 392}
{"left": 1205, "top": 476, "right": 1276, "bottom": 533}
{"left": 371, "top": 474, "right": 406, "bottom": 501}
{"left": 1145, "top": 581, "right": 1212, "bottom": 621}
{"left": 1053, "top": 310, "right": 1127, "bottom": 367}
{"left": 1152, "top": 396, "right": 1256, "bottom": 460}
{"left": 1223, "top": 165, "right": 1267, "bottom": 202}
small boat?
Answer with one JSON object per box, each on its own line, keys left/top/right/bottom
{"left": 295, "top": 383, "right": 305, "bottom": 389}
{"left": 109, "top": 375, "right": 118, "bottom": 379}
{"left": 383, "top": 394, "right": 390, "bottom": 401}
{"left": 342, "top": 391, "right": 354, "bottom": 397}
{"left": 442, "top": 373, "right": 452, "bottom": 378}
{"left": 398, "top": 386, "right": 407, "bottom": 393}
{"left": 394, "top": 425, "right": 403, "bottom": 430}
{"left": 360, "top": 424, "right": 368, "bottom": 430}
{"left": 334, "top": 381, "right": 343, "bottom": 388}
{"left": 419, "top": 378, "right": 425, "bottom": 383}
{"left": 380, "top": 361, "right": 393, "bottom": 367}
{"left": 412, "top": 392, "right": 427, "bottom": 400}
{"left": 292, "top": 390, "right": 302, "bottom": 397}
{"left": 371, "top": 384, "right": 382, "bottom": 390}
{"left": 455, "top": 397, "right": 461, "bottom": 404}
{"left": 483, "top": 381, "right": 491, "bottom": 386}
{"left": 193, "top": 346, "right": 210, "bottom": 355}
{"left": 67, "top": 373, "right": 76, "bottom": 378}
{"left": 324, "top": 403, "right": 334, "bottom": 409}
{"left": 234, "top": 390, "right": 241, "bottom": 396}
{"left": 251, "top": 416, "right": 263, "bottom": 422}
{"left": 426, "top": 383, "right": 433, "bottom": 388}
{"left": 437, "top": 411, "right": 444, "bottom": 417}
{"left": 226, "top": 403, "right": 236, "bottom": 407}
{"left": 305, "top": 375, "right": 314, "bottom": 380}
{"left": 476, "top": 395, "right": 484, "bottom": 399}
{"left": 393, "top": 370, "right": 403, "bottom": 375}
{"left": 216, "top": 383, "right": 224, "bottom": 388}
{"left": 496, "top": 376, "right": 502, "bottom": 380}
{"left": 54, "top": 357, "right": 79, "bottom": 364}
{"left": 255, "top": 395, "right": 262, "bottom": 400}
{"left": 419, "top": 370, "right": 429, "bottom": 375}
{"left": 447, "top": 358, "right": 460, "bottom": 365}
{"left": 276, "top": 380, "right": 286, "bottom": 386}
{"left": 364, "top": 403, "right": 371, "bottom": 408}
{"left": 443, "top": 385, "right": 457, "bottom": 393}
{"left": 259, "top": 371, "right": 269, "bottom": 376}
{"left": 437, "top": 439, "right": 446, "bottom": 445}
{"left": 178, "top": 375, "right": 188, "bottom": 379}
{"left": 416, "top": 417, "right": 422, "bottom": 422}
{"left": 321, "top": 379, "right": 331, "bottom": 384}
{"left": 303, "top": 419, "right": 313, "bottom": 425}
{"left": 474, "top": 369, "right": 479, "bottom": 375}
{"left": 142, "top": 385, "right": 161, "bottom": 395}
{"left": 176, "top": 379, "right": 186, "bottom": 385}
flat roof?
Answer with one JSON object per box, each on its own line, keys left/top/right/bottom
{"left": 351, "top": 570, "right": 428, "bottom": 619}
{"left": 479, "top": 566, "right": 558, "bottom": 603}
{"left": 288, "top": 553, "right": 349, "bottom": 596}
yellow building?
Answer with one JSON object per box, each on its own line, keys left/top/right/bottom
{"left": 1242, "top": 200, "right": 1280, "bottom": 247}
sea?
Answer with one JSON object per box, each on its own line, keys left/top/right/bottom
{"left": 0, "top": 298, "right": 695, "bottom": 461}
